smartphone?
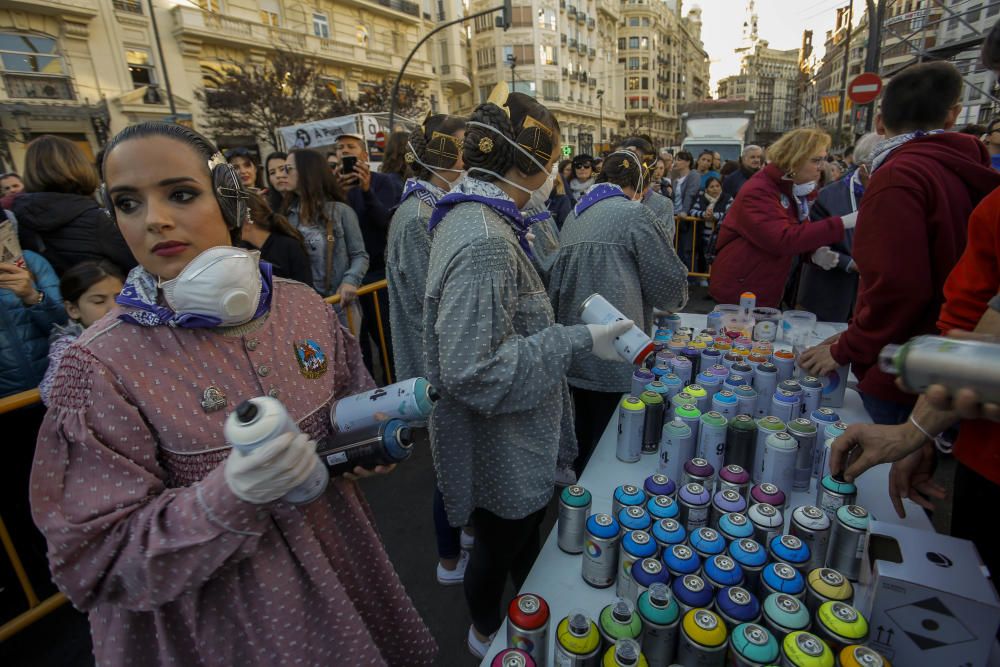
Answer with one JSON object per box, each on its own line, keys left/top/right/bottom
{"left": 341, "top": 156, "right": 357, "bottom": 174}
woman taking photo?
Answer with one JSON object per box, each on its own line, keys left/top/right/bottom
{"left": 423, "top": 90, "right": 629, "bottom": 658}
{"left": 30, "top": 122, "right": 435, "bottom": 665}
{"left": 284, "top": 148, "right": 368, "bottom": 311}
{"left": 239, "top": 192, "right": 313, "bottom": 285}
{"left": 710, "top": 128, "right": 857, "bottom": 308}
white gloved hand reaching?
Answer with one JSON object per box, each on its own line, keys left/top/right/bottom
{"left": 811, "top": 246, "right": 840, "bottom": 271}
{"left": 587, "top": 319, "right": 635, "bottom": 362}
{"left": 840, "top": 211, "right": 858, "bottom": 229}
{"left": 224, "top": 432, "right": 320, "bottom": 504}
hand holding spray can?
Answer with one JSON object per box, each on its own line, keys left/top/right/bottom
{"left": 224, "top": 397, "right": 328, "bottom": 504}
{"left": 880, "top": 334, "right": 1000, "bottom": 402}
{"left": 315, "top": 419, "right": 414, "bottom": 475}
{"left": 329, "top": 377, "right": 438, "bottom": 432}
{"left": 580, "top": 293, "right": 655, "bottom": 365}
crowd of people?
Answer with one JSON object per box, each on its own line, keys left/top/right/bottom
{"left": 3, "top": 24, "right": 1000, "bottom": 666}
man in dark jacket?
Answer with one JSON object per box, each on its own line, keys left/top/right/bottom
{"left": 334, "top": 131, "right": 403, "bottom": 381}
{"left": 721, "top": 145, "right": 763, "bottom": 199}
{"left": 800, "top": 61, "right": 1000, "bottom": 424}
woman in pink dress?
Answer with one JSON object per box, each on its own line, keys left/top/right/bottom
{"left": 29, "top": 122, "right": 436, "bottom": 666}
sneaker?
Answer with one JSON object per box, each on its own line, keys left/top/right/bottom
{"left": 436, "top": 550, "right": 469, "bottom": 586}
{"left": 460, "top": 530, "right": 475, "bottom": 551}
{"left": 554, "top": 465, "right": 578, "bottom": 487}
{"left": 699, "top": 279, "right": 709, "bottom": 287}
{"left": 467, "top": 624, "right": 496, "bottom": 660}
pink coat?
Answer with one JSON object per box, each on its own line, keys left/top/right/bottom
{"left": 30, "top": 278, "right": 436, "bottom": 666}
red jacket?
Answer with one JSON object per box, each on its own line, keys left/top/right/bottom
{"left": 710, "top": 163, "right": 845, "bottom": 307}
{"left": 831, "top": 132, "right": 1000, "bottom": 406}
{"left": 938, "top": 187, "right": 1000, "bottom": 484}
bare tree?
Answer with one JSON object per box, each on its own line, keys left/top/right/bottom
{"left": 353, "top": 79, "right": 430, "bottom": 118}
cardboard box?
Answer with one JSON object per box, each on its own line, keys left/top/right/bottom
{"left": 861, "top": 519, "right": 1000, "bottom": 667}
{"left": 819, "top": 364, "right": 849, "bottom": 408}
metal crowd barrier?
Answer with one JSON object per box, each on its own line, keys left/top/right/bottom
{"left": 674, "top": 214, "right": 712, "bottom": 280}
{"left": 0, "top": 281, "right": 393, "bottom": 642}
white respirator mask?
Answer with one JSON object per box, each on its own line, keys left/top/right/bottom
{"left": 159, "top": 246, "right": 262, "bottom": 327}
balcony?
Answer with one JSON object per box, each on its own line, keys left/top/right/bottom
{"left": 561, "top": 33, "right": 567, "bottom": 45}
{"left": 569, "top": 38, "right": 577, "bottom": 48}
{"left": 589, "top": 77, "right": 596, "bottom": 87}
{"left": 439, "top": 64, "right": 471, "bottom": 93}
{"left": 576, "top": 12, "right": 586, "bottom": 24}
{"left": 588, "top": 47, "right": 596, "bottom": 58}
{"left": 112, "top": 0, "right": 142, "bottom": 13}
{"left": 567, "top": 5, "right": 577, "bottom": 17}
{"left": 560, "top": 0, "right": 566, "bottom": 8}
{"left": 3, "top": 73, "right": 75, "bottom": 100}
{"left": 4, "top": 0, "right": 98, "bottom": 19}
{"left": 588, "top": 18, "right": 595, "bottom": 30}
{"left": 338, "top": 0, "right": 421, "bottom": 19}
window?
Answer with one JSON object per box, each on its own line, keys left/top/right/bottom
{"left": 641, "top": 76, "right": 648, "bottom": 88}
{"left": 540, "top": 44, "right": 557, "bottom": 65}
{"left": 542, "top": 79, "right": 559, "bottom": 100}
{"left": 627, "top": 75, "right": 640, "bottom": 90}
{"left": 640, "top": 36, "right": 648, "bottom": 49}
{"left": 126, "top": 49, "right": 155, "bottom": 89}
{"left": 199, "top": 0, "right": 223, "bottom": 11}
{"left": 313, "top": 13, "right": 330, "bottom": 38}
{"left": 356, "top": 25, "right": 369, "bottom": 47}
{"left": 0, "top": 32, "right": 73, "bottom": 100}
{"left": 628, "top": 57, "right": 639, "bottom": 70}
{"left": 539, "top": 9, "right": 557, "bottom": 30}
{"left": 618, "top": 37, "right": 625, "bottom": 50}
{"left": 968, "top": 4, "right": 982, "bottom": 22}
{"left": 629, "top": 36, "right": 639, "bottom": 49}
{"left": 476, "top": 47, "right": 496, "bottom": 69}
{"left": 258, "top": 0, "right": 279, "bottom": 26}
{"left": 989, "top": 1, "right": 1000, "bottom": 16}
{"left": 641, "top": 17, "right": 650, "bottom": 26}
{"left": 512, "top": 80, "right": 536, "bottom": 96}
{"left": 512, "top": 6, "right": 533, "bottom": 27}
{"left": 503, "top": 44, "right": 534, "bottom": 64}
{"left": 474, "top": 14, "right": 494, "bottom": 32}
{"left": 322, "top": 76, "right": 345, "bottom": 98}
{"left": 629, "top": 17, "right": 639, "bottom": 26}
{"left": 479, "top": 84, "right": 492, "bottom": 103}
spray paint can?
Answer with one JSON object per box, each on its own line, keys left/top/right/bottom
{"left": 644, "top": 380, "right": 672, "bottom": 410}
{"left": 752, "top": 417, "right": 786, "bottom": 483}
{"left": 724, "top": 415, "right": 757, "bottom": 473}
{"left": 673, "top": 574, "right": 716, "bottom": 618}
{"left": 798, "top": 376, "right": 823, "bottom": 419}
{"left": 747, "top": 503, "right": 784, "bottom": 547}
{"left": 583, "top": 513, "right": 621, "bottom": 588}
{"left": 637, "top": 582, "right": 681, "bottom": 666}
{"left": 813, "top": 422, "right": 848, "bottom": 483}
{"left": 677, "top": 609, "right": 728, "bottom": 667}
{"left": 317, "top": 418, "right": 415, "bottom": 476}
{"left": 672, "top": 356, "right": 693, "bottom": 385}
{"left": 790, "top": 506, "right": 831, "bottom": 573}
{"left": 729, "top": 538, "right": 768, "bottom": 595}
{"left": 720, "top": 352, "right": 740, "bottom": 372}
{"left": 662, "top": 373, "right": 684, "bottom": 401}
{"left": 659, "top": 419, "right": 695, "bottom": 483}
{"left": 673, "top": 402, "right": 703, "bottom": 443}
{"left": 329, "top": 377, "right": 438, "bottom": 432}
{"left": 640, "top": 390, "right": 666, "bottom": 455}
{"left": 697, "top": 411, "right": 728, "bottom": 475}
{"left": 682, "top": 346, "right": 703, "bottom": 378}
{"left": 816, "top": 476, "right": 857, "bottom": 520}
{"left": 704, "top": 555, "right": 746, "bottom": 591}
{"left": 763, "top": 595, "right": 811, "bottom": 644}
{"left": 718, "top": 463, "right": 752, "bottom": 502}
{"left": 647, "top": 496, "right": 679, "bottom": 528}
{"left": 701, "top": 347, "right": 722, "bottom": 371}
{"left": 644, "top": 472, "right": 677, "bottom": 499}
{"left": 612, "top": 484, "right": 647, "bottom": 519}
{"left": 769, "top": 534, "right": 812, "bottom": 577}
{"left": 225, "top": 398, "right": 329, "bottom": 504}
{"left": 753, "top": 363, "right": 779, "bottom": 417}
{"left": 787, "top": 419, "right": 818, "bottom": 492}
{"left": 770, "top": 390, "right": 800, "bottom": 425}
{"left": 814, "top": 602, "right": 868, "bottom": 655}
{"left": 618, "top": 506, "right": 653, "bottom": 535}
{"left": 632, "top": 367, "right": 655, "bottom": 397}
{"left": 684, "top": 384, "right": 710, "bottom": 414}
{"left": 825, "top": 421, "right": 848, "bottom": 442}
{"left": 652, "top": 517, "right": 687, "bottom": 553}
{"left": 507, "top": 593, "right": 550, "bottom": 666}
{"left": 837, "top": 645, "right": 891, "bottom": 667}
{"left": 761, "top": 432, "right": 797, "bottom": 494}
{"left": 750, "top": 482, "right": 786, "bottom": 513}
{"left": 735, "top": 385, "right": 758, "bottom": 419}
{"left": 780, "top": 631, "right": 833, "bottom": 667}
{"left": 690, "top": 526, "right": 727, "bottom": 560}
{"left": 697, "top": 372, "right": 723, "bottom": 404}
{"left": 729, "top": 623, "right": 780, "bottom": 667}
{"left": 718, "top": 512, "right": 754, "bottom": 543}
{"left": 663, "top": 543, "right": 701, "bottom": 579}
{"left": 669, "top": 338, "right": 689, "bottom": 354}
{"left": 618, "top": 530, "right": 657, "bottom": 599}
{"left": 827, "top": 505, "right": 869, "bottom": 581}
{"left": 746, "top": 354, "right": 769, "bottom": 374}
{"left": 879, "top": 334, "right": 1000, "bottom": 402}
{"left": 710, "top": 489, "right": 747, "bottom": 529}
{"left": 778, "top": 379, "right": 803, "bottom": 401}
{"left": 597, "top": 598, "right": 643, "bottom": 654}
{"left": 683, "top": 457, "right": 716, "bottom": 490}
{"left": 491, "top": 648, "right": 536, "bottom": 667}
{"left": 558, "top": 485, "right": 593, "bottom": 554}
{"left": 580, "top": 293, "right": 655, "bottom": 364}
{"left": 725, "top": 373, "right": 749, "bottom": 391}
{"left": 708, "top": 364, "right": 731, "bottom": 383}
{"left": 712, "top": 389, "right": 739, "bottom": 422}
{"left": 617, "top": 396, "right": 646, "bottom": 463}
{"left": 772, "top": 350, "right": 796, "bottom": 383}
{"left": 602, "top": 638, "right": 648, "bottom": 667}
{"left": 677, "top": 482, "right": 711, "bottom": 532}
{"left": 655, "top": 349, "right": 676, "bottom": 368}
{"left": 715, "top": 586, "right": 761, "bottom": 630}
{"left": 629, "top": 557, "right": 671, "bottom": 604}
{"left": 554, "top": 610, "right": 602, "bottom": 667}
{"left": 809, "top": 410, "right": 840, "bottom": 479}
{"left": 804, "top": 568, "right": 854, "bottom": 616}
{"left": 760, "top": 562, "right": 806, "bottom": 600}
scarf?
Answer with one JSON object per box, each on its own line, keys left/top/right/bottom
{"left": 870, "top": 129, "right": 944, "bottom": 173}
{"left": 703, "top": 190, "right": 720, "bottom": 215}
{"left": 116, "top": 261, "right": 274, "bottom": 328}
{"left": 401, "top": 178, "right": 445, "bottom": 208}
{"left": 575, "top": 183, "right": 628, "bottom": 216}
{"left": 569, "top": 176, "right": 595, "bottom": 200}
{"left": 428, "top": 178, "right": 534, "bottom": 257}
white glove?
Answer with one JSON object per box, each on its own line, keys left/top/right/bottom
{"left": 840, "top": 211, "right": 858, "bottom": 229}
{"left": 225, "top": 432, "right": 320, "bottom": 504}
{"left": 811, "top": 246, "right": 840, "bottom": 271}
{"left": 587, "top": 319, "right": 635, "bottom": 362}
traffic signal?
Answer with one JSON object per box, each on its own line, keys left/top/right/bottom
{"left": 496, "top": 0, "right": 511, "bottom": 30}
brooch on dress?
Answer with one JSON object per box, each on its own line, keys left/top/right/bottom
{"left": 201, "top": 386, "right": 227, "bottom": 412}
{"left": 294, "top": 339, "right": 328, "bottom": 378}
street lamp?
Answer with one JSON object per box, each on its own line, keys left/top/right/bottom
{"left": 596, "top": 89, "right": 604, "bottom": 154}
{"left": 506, "top": 53, "right": 517, "bottom": 91}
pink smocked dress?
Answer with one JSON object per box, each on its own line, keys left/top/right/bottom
{"left": 29, "top": 278, "right": 437, "bottom": 666}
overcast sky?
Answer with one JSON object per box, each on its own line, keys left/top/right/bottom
{"left": 698, "top": 0, "right": 863, "bottom": 94}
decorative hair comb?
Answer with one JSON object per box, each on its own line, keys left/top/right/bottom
{"left": 208, "top": 152, "right": 227, "bottom": 170}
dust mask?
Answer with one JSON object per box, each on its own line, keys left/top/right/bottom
{"left": 159, "top": 246, "right": 262, "bottom": 327}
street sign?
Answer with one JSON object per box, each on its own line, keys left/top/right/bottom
{"left": 375, "top": 131, "right": 386, "bottom": 150}
{"left": 848, "top": 72, "right": 883, "bottom": 105}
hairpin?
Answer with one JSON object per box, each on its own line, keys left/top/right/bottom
{"left": 208, "top": 152, "right": 227, "bottom": 170}
{"left": 479, "top": 137, "right": 494, "bottom": 153}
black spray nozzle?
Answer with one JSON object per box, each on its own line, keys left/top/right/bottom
{"left": 235, "top": 400, "right": 258, "bottom": 424}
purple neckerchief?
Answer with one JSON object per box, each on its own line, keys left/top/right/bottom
{"left": 524, "top": 210, "right": 552, "bottom": 226}
{"left": 428, "top": 190, "right": 534, "bottom": 257}
{"left": 116, "top": 261, "right": 274, "bottom": 328}
{"left": 574, "top": 183, "right": 628, "bottom": 216}
{"left": 401, "top": 178, "right": 443, "bottom": 209}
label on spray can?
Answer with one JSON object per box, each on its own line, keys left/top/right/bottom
{"left": 617, "top": 396, "right": 645, "bottom": 463}
{"left": 330, "top": 377, "right": 438, "bottom": 432}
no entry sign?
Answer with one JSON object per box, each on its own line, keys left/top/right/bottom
{"left": 848, "top": 72, "right": 883, "bottom": 105}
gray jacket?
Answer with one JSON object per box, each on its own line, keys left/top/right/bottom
{"left": 386, "top": 183, "right": 438, "bottom": 379}
{"left": 287, "top": 200, "right": 369, "bottom": 297}
{"left": 528, "top": 211, "right": 561, "bottom": 285}
{"left": 549, "top": 191, "right": 688, "bottom": 393}
{"left": 423, "top": 181, "right": 591, "bottom": 526}
{"left": 643, "top": 189, "right": 676, "bottom": 240}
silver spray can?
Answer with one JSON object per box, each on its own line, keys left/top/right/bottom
{"left": 582, "top": 513, "right": 621, "bottom": 588}
{"left": 558, "top": 485, "right": 593, "bottom": 554}
{"left": 760, "top": 432, "right": 797, "bottom": 495}
{"left": 789, "top": 505, "right": 831, "bottom": 574}
{"left": 580, "top": 293, "right": 655, "bottom": 365}
{"left": 617, "top": 396, "right": 646, "bottom": 463}
{"left": 676, "top": 608, "right": 728, "bottom": 667}
{"left": 880, "top": 334, "right": 1000, "bottom": 403}
{"left": 677, "top": 482, "right": 712, "bottom": 533}
{"left": 798, "top": 376, "right": 822, "bottom": 419}
{"left": 696, "top": 411, "right": 729, "bottom": 476}
{"left": 747, "top": 503, "right": 784, "bottom": 547}
{"left": 507, "top": 593, "right": 550, "bottom": 667}
{"left": 637, "top": 582, "right": 681, "bottom": 666}
{"left": 224, "top": 397, "right": 328, "bottom": 504}
{"left": 826, "top": 505, "right": 870, "bottom": 581}
{"left": 786, "top": 418, "right": 818, "bottom": 492}
{"left": 659, "top": 419, "right": 696, "bottom": 483}
{"left": 329, "top": 377, "right": 438, "bottom": 432}
{"left": 752, "top": 417, "right": 786, "bottom": 484}
{"left": 815, "top": 474, "right": 858, "bottom": 520}
{"left": 553, "top": 609, "right": 602, "bottom": 667}
{"left": 753, "top": 362, "right": 779, "bottom": 418}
